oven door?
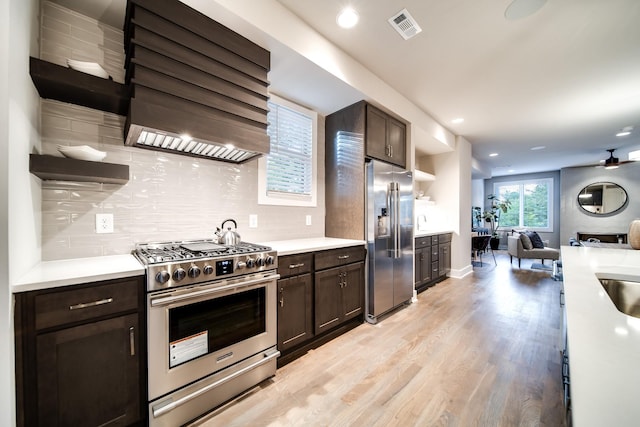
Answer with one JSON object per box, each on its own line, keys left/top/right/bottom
{"left": 147, "top": 271, "right": 279, "bottom": 401}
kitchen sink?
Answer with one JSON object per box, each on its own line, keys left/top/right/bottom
{"left": 598, "top": 278, "right": 640, "bottom": 318}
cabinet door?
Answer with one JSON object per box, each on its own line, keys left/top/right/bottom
{"left": 341, "top": 262, "right": 364, "bottom": 321}
{"left": 439, "top": 243, "right": 451, "bottom": 277}
{"left": 277, "top": 274, "right": 313, "bottom": 351}
{"left": 36, "top": 313, "right": 141, "bottom": 427}
{"left": 387, "top": 116, "right": 406, "bottom": 168}
{"left": 365, "top": 104, "right": 389, "bottom": 162}
{"left": 417, "top": 247, "right": 432, "bottom": 284}
{"left": 314, "top": 267, "right": 343, "bottom": 334}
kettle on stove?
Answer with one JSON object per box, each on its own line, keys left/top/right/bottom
{"left": 216, "top": 219, "right": 241, "bottom": 246}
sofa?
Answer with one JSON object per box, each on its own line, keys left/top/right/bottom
{"left": 507, "top": 231, "right": 560, "bottom": 268}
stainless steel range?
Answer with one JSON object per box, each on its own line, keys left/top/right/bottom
{"left": 134, "top": 239, "right": 279, "bottom": 427}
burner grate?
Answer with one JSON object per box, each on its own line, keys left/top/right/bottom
{"left": 134, "top": 240, "right": 272, "bottom": 264}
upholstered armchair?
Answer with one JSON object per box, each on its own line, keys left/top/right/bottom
{"left": 507, "top": 231, "right": 560, "bottom": 268}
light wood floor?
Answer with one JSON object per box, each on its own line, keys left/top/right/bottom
{"left": 195, "top": 252, "right": 566, "bottom": 427}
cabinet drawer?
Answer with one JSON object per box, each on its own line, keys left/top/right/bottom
{"left": 315, "top": 246, "right": 365, "bottom": 271}
{"left": 439, "top": 233, "right": 452, "bottom": 243}
{"left": 34, "top": 278, "right": 140, "bottom": 330}
{"left": 431, "top": 235, "right": 439, "bottom": 245}
{"left": 415, "top": 236, "right": 431, "bottom": 248}
{"left": 432, "top": 261, "right": 440, "bottom": 278}
{"left": 431, "top": 246, "right": 439, "bottom": 258}
{"left": 278, "top": 253, "right": 313, "bottom": 278}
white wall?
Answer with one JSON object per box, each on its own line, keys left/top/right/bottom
{"left": 560, "top": 162, "right": 640, "bottom": 245}
{"left": 417, "top": 137, "right": 473, "bottom": 279}
{"left": 2, "top": 0, "right": 40, "bottom": 424}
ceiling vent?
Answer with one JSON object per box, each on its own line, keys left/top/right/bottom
{"left": 388, "top": 9, "right": 422, "bottom": 40}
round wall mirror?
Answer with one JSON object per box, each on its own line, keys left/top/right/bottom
{"left": 577, "top": 182, "right": 628, "bottom": 215}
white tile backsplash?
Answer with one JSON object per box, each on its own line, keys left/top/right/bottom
{"left": 38, "top": 2, "right": 325, "bottom": 261}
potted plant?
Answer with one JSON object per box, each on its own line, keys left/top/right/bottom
{"left": 478, "top": 194, "right": 512, "bottom": 250}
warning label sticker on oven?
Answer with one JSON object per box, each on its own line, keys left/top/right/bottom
{"left": 169, "top": 331, "right": 208, "bottom": 368}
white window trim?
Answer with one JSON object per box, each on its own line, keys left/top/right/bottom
{"left": 493, "top": 177, "right": 554, "bottom": 232}
{"left": 258, "top": 94, "right": 318, "bottom": 207}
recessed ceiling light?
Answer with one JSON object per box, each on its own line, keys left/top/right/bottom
{"left": 504, "top": 0, "right": 547, "bottom": 20}
{"left": 616, "top": 126, "right": 634, "bottom": 137}
{"left": 489, "top": 153, "right": 499, "bottom": 157}
{"left": 337, "top": 7, "right": 359, "bottom": 28}
{"left": 451, "top": 118, "right": 464, "bottom": 124}
{"left": 530, "top": 145, "right": 546, "bottom": 151}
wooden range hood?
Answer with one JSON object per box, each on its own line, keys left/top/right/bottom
{"left": 124, "top": 0, "right": 270, "bottom": 163}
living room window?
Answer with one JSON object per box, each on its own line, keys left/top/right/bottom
{"left": 258, "top": 94, "right": 317, "bottom": 207}
{"left": 493, "top": 178, "right": 553, "bottom": 232}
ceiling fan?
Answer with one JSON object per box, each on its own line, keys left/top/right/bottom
{"left": 597, "top": 149, "right": 632, "bottom": 169}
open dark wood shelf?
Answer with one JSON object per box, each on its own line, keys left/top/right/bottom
{"left": 29, "top": 154, "right": 129, "bottom": 184}
{"left": 29, "top": 57, "right": 130, "bottom": 116}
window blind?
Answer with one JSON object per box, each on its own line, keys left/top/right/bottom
{"left": 266, "top": 101, "right": 313, "bottom": 197}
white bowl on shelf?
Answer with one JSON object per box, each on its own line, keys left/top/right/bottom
{"left": 57, "top": 145, "right": 107, "bottom": 162}
{"left": 66, "top": 59, "right": 109, "bottom": 79}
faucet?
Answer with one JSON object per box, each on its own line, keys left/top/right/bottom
{"left": 417, "top": 215, "right": 427, "bottom": 230}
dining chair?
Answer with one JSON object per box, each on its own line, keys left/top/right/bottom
{"left": 472, "top": 235, "right": 496, "bottom": 266}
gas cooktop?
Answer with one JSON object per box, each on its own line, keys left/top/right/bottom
{"left": 134, "top": 239, "right": 278, "bottom": 291}
{"left": 134, "top": 239, "right": 273, "bottom": 264}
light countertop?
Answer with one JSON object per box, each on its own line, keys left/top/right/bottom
{"left": 561, "top": 246, "right": 640, "bottom": 427}
{"left": 414, "top": 229, "right": 454, "bottom": 237}
{"left": 13, "top": 254, "right": 145, "bottom": 293}
{"left": 261, "top": 237, "right": 366, "bottom": 256}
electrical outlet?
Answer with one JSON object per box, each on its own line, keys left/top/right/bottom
{"left": 306, "top": 215, "right": 312, "bottom": 226}
{"left": 249, "top": 214, "right": 258, "bottom": 228}
{"left": 96, "top": 213, "right": 114, "bottom": 234}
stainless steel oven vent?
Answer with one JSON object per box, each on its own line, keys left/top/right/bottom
{"left": 388, "top": 8, "right": 423, "bottom": 40}
{"left": 133, "top": 130, "right": 259, "bottom": 163}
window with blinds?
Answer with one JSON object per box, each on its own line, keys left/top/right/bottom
{"left": 266, "top": 102, "right": 312, "bottom": 197}
{"left": 258, "top": 95, "right": 317, "bottom": 207}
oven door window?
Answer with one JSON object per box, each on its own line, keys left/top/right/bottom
{"left": 168, "top": 287, "right": 266, "bottom": 368}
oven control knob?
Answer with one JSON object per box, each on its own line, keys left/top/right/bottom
{"left": 203, "top": 265, "right": 214, "bottom": 275}
{"left": 155, "top": 270, "right": 170, "bottom": 284}
{"left": 173, "top": 268, "right": 186, "bottom": 281}
{"left": 246, "top": 258, "right": 255, "bottom": 268}
{"left": 236, "top": 261, "right": 246, "bottom": 269}
{"left": 265, "top": 255, "right": 274, "bottom": 265}
{"left": 256, "top": 257, "right": 265, "bottom": 267}
{"left": 188, "top": 265, "right": 201, "bottom": 278}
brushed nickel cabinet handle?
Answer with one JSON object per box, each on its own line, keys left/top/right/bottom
{"left": 289, "top": 263, "right": 305, "bottom": 269}
{"left": 129, "top": 327, "right": 135, "bottom": 356}
{"left": 338, "top": 255, "right": 350, "bottom": 260}
{"left": 69, "top": 297, "right": 113, "bottom": 310}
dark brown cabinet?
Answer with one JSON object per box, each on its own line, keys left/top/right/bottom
{"left": 276, "top": 245, "right": 365, "bottom": 367}
{"left": 314, "top": 246, "right": 365, "bottom": 334}
{"left": 314, "top": 261, "right": 364, "bottom": 334}
{"left": 365, "top": 104, "right": 406, "bottom": 168}
{"left": 277, "top": 253, "right": 314, "bottom": 353}
{"left": 414, "top": 236, "right": 432, "bottom": 289}
{"left": 415, "top": 233, "right": 452, "bottom": 293}
{"left": 15, "top": 277, "right": 145, "bottom": 427}
{"left": 325, "top": 101, "right": 407, "bottom": 241}
{"left": 438, "top": 234, "right": 452, "bottom": 277}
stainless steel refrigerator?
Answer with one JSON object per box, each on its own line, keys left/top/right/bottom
{"left": 366, "top": 159, "right": 414, "bottom": 323}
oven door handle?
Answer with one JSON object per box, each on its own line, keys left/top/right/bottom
{"left": 152, "top": 348, "right": 281, "bottom": 419}
{"left": 150, "top": 273, "right": 280, "bottom": 307}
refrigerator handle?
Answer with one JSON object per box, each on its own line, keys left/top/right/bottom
{"left": 391, "top": 181, "right": 401, "bottom": 259}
